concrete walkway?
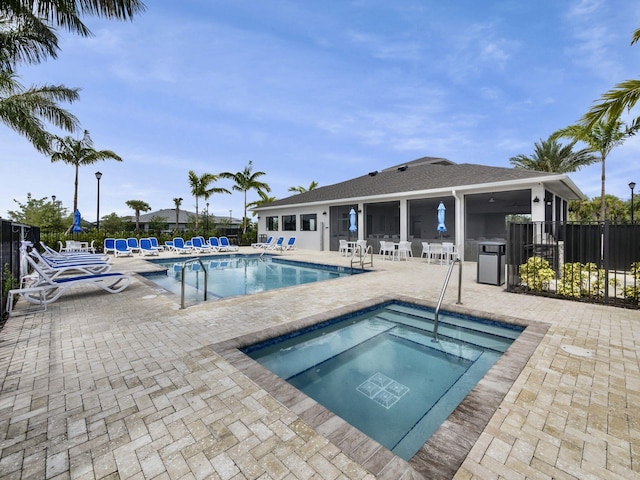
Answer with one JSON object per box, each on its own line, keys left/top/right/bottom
{"left": 0, "top": 248, "right": 638, "bottom": 479}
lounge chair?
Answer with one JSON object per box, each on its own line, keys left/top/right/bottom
{"left": 139, "top": 238, "right": 160, "bottom": 256}
{"left": 127, "top": 237, "right": 141, "bottom": 254}
{"left": 149, "top": 237, "right": 164, "bottom": 251}
{"left": 114, "top": 238, "right": 134, "bottom": 257}
{"left": 172, "top": 237, "right": 192, "bottom": 254}
{"left": 252, "top": 236, "right": 273, "bottom": 248}
{"left": 208, "top": 237, "right": 221, "bottom": 251}
{"left": 191, "top": 236, "right": 212, "bottom": 253}
{"left": 283, "top": 237, "right": 296, "bottom": 250}
{"left": 6, "top": 255, "right": 131, "bottom": 315}
{"left": 267, "top": 237, "right": 285, "bottom": 250}
{"left": 104, "top": 238, "right": 116, "bottom": 255}
{"left": 29, "top": 249, "right": 112, "bottom": 279}
{"left": 165, "top": 240, "right": 174, "bottom": 251}
{"left": 40, "top": 242, "right": 110, "bottom": 262}
{"left": 219, "top": 236, "right": 239, "bottom": 252}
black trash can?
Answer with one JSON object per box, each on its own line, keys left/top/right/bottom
{"left": 477, "top": 241, "right": 506, "bottom": 285}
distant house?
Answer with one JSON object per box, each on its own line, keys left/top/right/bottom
{"left": 252, "top": 157, "right": 586, "bottom": 260}
{"left": 131, "top": 208, "right": 242, "bottom": 233}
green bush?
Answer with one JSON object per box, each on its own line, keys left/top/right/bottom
{"left": 623, "top": 262, "right": 640, "bottom": 304}
{"left": 518, "top": 257, "right": 555, "bottom": 292}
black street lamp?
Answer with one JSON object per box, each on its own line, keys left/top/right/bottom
{"left": 630, "top": 181, "right": 636, "bottom": 224}
{"left": 95, "top": 171, "right": 102, "bottom": 231}
{"left": 206, "top": 202, "right": 209, "bottom": 233}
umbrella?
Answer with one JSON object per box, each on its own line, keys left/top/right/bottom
{"left": 437, "top": 202, "right": 447, "bottom": 237}
{"left": 72, "top": 209, "right": 83, "bottom": 233}
{"left": 349, "top": 208, "right": 357, "bottom": 233}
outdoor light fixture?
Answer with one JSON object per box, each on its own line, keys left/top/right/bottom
{"left": 630, "top": 181, "right": 636, "bottom": 224}
{"left": 323, "top": 211, "right": 327, "bottom": 215}
{"left": 533, "top": 196, "right": 540, "bottom": 203}
{"left": 95, "top": 171, "right": 102, "bottom": 231}
{"left": 488, "top": 195, "right": 495, "bottom": 203}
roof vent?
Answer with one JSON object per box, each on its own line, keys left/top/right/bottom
{"left": 397, "top": 165, "right": 408, "bottom": 172}
{"left": 368, "top": 171, "right": 378, "bottom": 176}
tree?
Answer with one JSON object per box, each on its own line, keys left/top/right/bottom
{"left": 0, "top": 0, "right": 146, "bottom": 152}
{"left": 100, "top": 212, "right": 127, "bottom": 233}
{"left": 582, "top": 28, "right": 640, "bottom": 132}
{"left": 187, "top": 170, "right": 230, "bottom": 230}
{"left": 220, "top": 161, "right": 270, "bottom": 233}
{"left": 569, "top": 195, "right": 627, "bottom": 222}
{"left": 552, "top": 119, "right": 628, "bottom": 221}
{"left": 509, "top": 136, "right": 598, "bottom": 173}
{"left": 173, "top": 197, "right": 183, "bottom": 232}
{"left": 8, "top": 193, "right": 67, "bottom": 228}
{"left": 50, "top": 130, "right": 122, "bottom": 213}
{"left": 247, "top": 190, "right": 276, "bottom": 216}
{"left": 125, "top": 199, "right": 150, "bottom": 232}
{"left": 288, "top": 181, "right": 318, "bottom": 193}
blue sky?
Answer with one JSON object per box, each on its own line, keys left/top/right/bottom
{"left": 2, "top": 0, "right": 640, "bottom": 222}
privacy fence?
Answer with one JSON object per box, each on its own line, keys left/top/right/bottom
{"left": 507, "top": 221, "right": 640, "bottom": 308}
{"left": 0, "top": 220, "right": 40, "bottom": 316}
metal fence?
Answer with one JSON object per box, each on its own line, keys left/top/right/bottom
{"left": 1, "top": 220, "right": 40, "bottom": 316}
{"left": 507, "top": 221, "right": 640, "bottom": 308}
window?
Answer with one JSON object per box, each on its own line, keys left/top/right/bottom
{"left": 282, "top": 215, "right": 297, "bottom": 231}
{"left": 301, "top": 214, "right": 317, "bottom": 231}
{"left": 267, "top": 216, "right": 279, "bottom": 231}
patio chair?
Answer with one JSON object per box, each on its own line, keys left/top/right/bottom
{"left": 219, "top": 236, "right": 239, "bottom": 252}
{"left": 127, "top": 237, "right": 141, "bottom": 254}
{"left": 339, "top": 239, "right": 350, "bottom": 257}
{"left": 104, "top": 238, "right": 116, "bottom": 255}
{"left": 283, "top": 237, "right": 296, "bottom": 250}
{"left": 394, "top": 241, "right": 412, "bottom": 261}
{"left": 149, "top": 237, "right": 164, "bottom": 251}
{"left": 6, "top": 254, "right": 131, "bottom": 315}
{"left": 191, "top": 236, "right": 212, "bottom": 253}
{"left": 252, "top": 236, "right": 273, "bottom": 248}
{"left": 29, "top": 249, "right": 112, "bottom": 280}
{"left": 208, "top": 237, "right": 222, "bottom": 252}
{"left": 139, "top": 238, "right": 160, "bottom": 256}
{"left": 172, "top": 237, "right": 192, "bottom": 254}
{"left": 420, "top": 242, "right": 430, "bottom": 259}
{"left": 379, "top": 240, "right": 395, "bottom": 260}
{"left": 267, "top": 237, "right": 285, "bottom": 250}
{"left": 114, "top": 238, "right": 134, "bottom": 257}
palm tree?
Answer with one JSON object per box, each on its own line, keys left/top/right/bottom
{"left": 173, "top": 197, "right": 183, "bottom": 232}
{"left": 582, "top": 28, "right": 640, "bottom": 131}
{"left": 220, "top": 161, "right": 271, "bottom": 234}
{"left": 125, "top": 199, "right": 151, "bottom": 233}
{"left": 509, "top": 136, "right": 598, "bottom": 173}
{"left": 288, "top": 181, "right": 318, "bottom": 193}
{"left": 247, "top": 190, "right": 276, "bottom": 215}
{"left": 50, "top": 130, "right": 122, "bottom": 213}
{"left": 187, "top": 170, "right": 230, "bottom": 229}
{"left": 552, "top": 119, "right": 628, "bottom": 221}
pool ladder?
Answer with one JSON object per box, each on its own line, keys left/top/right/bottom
{"left": 350, "top": 244, "right": 374, "bottom": 272}
{"left": 433, "top": 257, "right": 462, "bottom": 342}
{"left": 180, "top": 258, "right": 208, "bottom": 309}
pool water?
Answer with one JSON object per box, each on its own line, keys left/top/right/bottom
{"left": 243, "top": 302, "right": 523, "bottom": 460}
{"left": 144, "top": 255, "right": 357, "bottom": 301}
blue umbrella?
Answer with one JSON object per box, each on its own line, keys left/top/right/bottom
{"left": 72, "top": 209, "right": 83, "bottom": 233}
{"left": 349, "top": 208, "right": 357, "bottom": 233}
{"left": 437, "top": 202, "right": 447, "bottom": 237}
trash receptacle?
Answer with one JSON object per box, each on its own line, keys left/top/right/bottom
{"left": 477, "top": 241, "right": 506, "bottom": 285}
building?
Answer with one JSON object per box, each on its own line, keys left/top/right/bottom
{"left": 253, "top": 157, "right": 586, "bottom": 260}
{"left": 131, "top": 208, "right": 242, "bottom": 233}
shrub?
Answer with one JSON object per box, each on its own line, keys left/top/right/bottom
{"left": 518, "top": 257, "right": 555, "bottom": 292}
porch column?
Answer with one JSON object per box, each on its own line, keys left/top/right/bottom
{"left": 399, "top": 199, "right": 408, "bottom": 241}
{"left": 453, "top": 190, "right": 464, "bottom": 261}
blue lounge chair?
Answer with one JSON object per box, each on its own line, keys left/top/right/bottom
{"left": 149, "top": 237, "right": 164, "bottom": 251}
{"left": 191, "top": 236, "right": 212, "bottom": 253}
{"left": 127, "top": 237, "right": 141, "bottom": 254}
{"left": 219, "top": 236, "right": 239, "bottom": 252}
{"left": 252, "top": 236, "right": 273, "bottom": 248}
{"left": 267, "top": 237, "right": 285, "bottom": 250}
{"left": 104, "top": 238, "right": 116, "bottom": 255}
{"left": 114, "top": 238, "right": 134, "bottom": 257}
{"left": 208, "top": 237, "right": 221, "bottom": 251}
{"left": 172, "top": 237, "right": 192, "bottom": 254}
{"left": 139, "top": 238, "right": 159, "bottom": 256}
{"left": 283, "top": 237, "right": 296, "bottom": 250}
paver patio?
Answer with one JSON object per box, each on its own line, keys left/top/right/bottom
{"left": 0, "top": 248, "right": 638, "bottom": 479}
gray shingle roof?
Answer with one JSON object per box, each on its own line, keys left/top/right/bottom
{"left": 262, "top": 158, "right": 556, "bottom": 208}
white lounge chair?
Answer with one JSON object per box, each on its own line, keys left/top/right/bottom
{"left": 252, "top": 236, "right": 273, "bottom": 248}
{"left": 127, "top": 237, "right": 141, "bottom": 254}
{"left": 139, "top": 238, "right": 160, "bottom": 256}
{"left": 267, "top": 237, "right": 285, "bottom": 250}
{"left": 283, "top": 237, "right": 296, "bottom": 250}
{"left": 191, "top": 236, "right": 212, "bottom": 253}
{"left": 172, "top": 237, "right": 192, "bottom": 254}
{"left": 29, "top": 249, "right": 112, "bottom": 280}
{"left": 114, "top": 238, "right": 134, "bottom": 257}
{"left": 219, "top": 236, "right": 239, "bottom": 252}
{"left": 104, "top": 238, "right": 116, "bottom": 255}
{"left": 6, "top": 255, "right": 131, "bottom": 315}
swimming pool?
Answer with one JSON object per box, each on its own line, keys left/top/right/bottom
{"left": 143, "top": 254, "right": 360, "bottom": 302}
{"left": 242, "top": 301, "right": 523, "bottom": 461}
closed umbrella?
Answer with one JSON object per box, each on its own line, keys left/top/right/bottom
{"left": 437, "top": 202, "right": 446, "bottom": 238}
{"left": 72, "top": 210, "right": 83, "bottom": 233}
{"left": 349, "top": 208, "right": 357, "bottom": 233}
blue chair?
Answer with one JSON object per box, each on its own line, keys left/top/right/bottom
{"left": 283, "top": 237, "right": 296, "bottom": 250}
{"left": 139, "top": 238, "right": 159, "bottom": 256}
{"left": 104, "top": 238, "right": 116, "bottom": 255}
{"left": 219, "top": 236, "right": 239, "bottom": 252}
{"left": 191, "top": 237, "right": 212, "bottom": 253}
{"left": 114, "top": 238, "right": 133, "bottom": 257}
{"left": 172, "top": 237, "right": 192, "bottom": 254}
{"left": 127, "top": 237, "right": 141, "bottom": 253}
{"left": 208, "top": 237, "right": 221, "bottom": 251}
{"left": 268, "top": 237, "right": 285, "bottom": 250}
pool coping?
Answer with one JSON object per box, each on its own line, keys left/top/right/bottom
{"left": 209, "top": 294, "right": 550, "bottom": 480}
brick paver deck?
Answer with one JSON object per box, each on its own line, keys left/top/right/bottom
{"left": 1, "top": 248, "right": 638, "bottom": 479}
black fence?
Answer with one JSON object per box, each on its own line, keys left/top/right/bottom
{"left": 1, "top": 220, "right": 40, "bottom": 316}
{"left": 507, "top": 221, "right": 640, "bottom": 308}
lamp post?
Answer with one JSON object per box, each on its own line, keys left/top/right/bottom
{"left": 206, "top": 202, "right": 209, "bottom": 233}
{"left": 630, "top": 181, "right": 636, "bottom": 224}
{"left": 95, "top": 171, "right": 102, "bottom": 231}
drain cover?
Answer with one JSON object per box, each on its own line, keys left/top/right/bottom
{"left": 560, "top": 344, "right": 593, "bottom": 357}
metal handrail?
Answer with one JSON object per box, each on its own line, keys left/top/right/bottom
{"left": 350, "top": 244, "right": 374, "bottom": 272}
{"left": 180, "top": 258, "right": 208, "bottom": 309}
{"left": 433, "top": 257, "right": 462, "bottom": 342}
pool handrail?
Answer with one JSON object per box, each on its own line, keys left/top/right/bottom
{"left": 433, "top": 256, "right": 462, "bottom": 342}
{"left": 180, "top": 257, "right": 208, "bottom": 309}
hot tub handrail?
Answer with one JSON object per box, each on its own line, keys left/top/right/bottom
{"left": 180, "top": 257, "right": 208, "bottom": 309}
{"left": 433, "top": 256, "right": 462, "bottom": 342}
{"left": 350, "top": 244, "right": 373, "bottom": 272}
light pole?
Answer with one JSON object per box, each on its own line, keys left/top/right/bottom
{"left": 95, "top": 171, "right": 102, "bottom": 231}
{"left": 51, "top": 195, "right": 57, "bottom": 232}
{"left": 630, "top": 181, "right": 636, "bottom": 224}
{"left": 206, "top": 202, "right": 209, "bottom": 233}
